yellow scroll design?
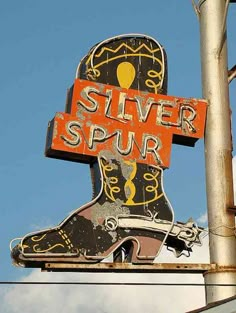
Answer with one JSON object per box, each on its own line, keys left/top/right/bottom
{"left": 145, "top": 69, "right": 163, "bottom": 94}
{"left": 101, "top": 159, "right": 163, "bottom": 206}
{"left": 33, "top": 243, "right": 65, "bottom": 253}
{"left": 101, "top": 162, "right": 121, "bottom": 202}
{"left": 31, "top": 234, "right": 47, "bottom": 242}
{"left": 31, "top": 229, "right": 73, "bottom": 253}
{"left": 124, "top": 161, "right": 137, "bottom": 205}
{"left": 128, "top": 169, "right": 163, "bottom": 206}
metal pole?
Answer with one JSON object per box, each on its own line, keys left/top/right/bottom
{"left": 199, "top": 0, "right": 236, "bottom": 304}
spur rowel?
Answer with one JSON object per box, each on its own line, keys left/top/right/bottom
{"left": 11, "top": 154, "right": 174, "bottom": 266}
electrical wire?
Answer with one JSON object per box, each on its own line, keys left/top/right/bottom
{"left": 0, "top": 281, "right": 236, "bottom": 286}
{"left": 198, "top": 0, "right": 207, "bottom": 7}
{"left": 206, "top": 224, "right": 236, "bottom": 237}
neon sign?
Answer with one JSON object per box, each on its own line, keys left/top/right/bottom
{"left": 47, "top": 79, "right": 206, "bottom": 168}
{"left": 11, "top": 34, "right": 207, "bottom": 266}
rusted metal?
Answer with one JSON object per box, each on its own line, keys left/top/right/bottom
{"left": 227, "top": 206, "right": 236, "bottom": 213}
{"left": 203, "top": 266, "right": 236, "bottom": 275}
{"left": 42, "top": 262, "right": 215, "bottom": 274}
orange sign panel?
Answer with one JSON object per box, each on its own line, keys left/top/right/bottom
{"left": 46, "top": 79, "right": 207, "bottom": 168}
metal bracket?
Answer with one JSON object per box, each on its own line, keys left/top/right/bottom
{"left": 227, "top": 205, "right": 236, "bottom": 213}
{"left": 228, "top": 65, "right": 236, "bottom": 83}
{"left": 191, "top": 0, "right": 200, "bottom": 19}
{"left": 42, "top": 262, "right": 214, "bottom": 274}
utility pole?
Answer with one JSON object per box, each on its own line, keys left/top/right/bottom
{"left": 199, "top": 0, "right": 236, "bottom": 304}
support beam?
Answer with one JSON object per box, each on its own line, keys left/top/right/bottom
{"left": 42, "top": 262, "right": 215, "bottom": 274}
{"left": 199, "top": 0, "right": 236, "bottom": 304}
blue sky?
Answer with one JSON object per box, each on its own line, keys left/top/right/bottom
{"left": 1, "top": 1, "right": 236, "bottom": 312}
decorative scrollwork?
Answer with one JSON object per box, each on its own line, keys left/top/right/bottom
{"left": 143, "top": 171, "right": 159, "bottom": 196}
{"left": 145, "top": 69, "right": 163, "bottom": 94}
{"left": 31, "top": 234, "right": 47, "bottom": 242}
{"left": 101, "top": 162, "right": 121, "bottom": 202}
{"left": 86, "top": 68, "right": 100, "bottom": 81}
{"left": 33, "top": 243, "right": 65, "bottom": 253}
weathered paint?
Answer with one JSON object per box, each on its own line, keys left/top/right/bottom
{"left": 46, "top": 79, "right": 207, "bottom": 168}
{"left": 11, "top": 34, "right": 207, "bottom": 268}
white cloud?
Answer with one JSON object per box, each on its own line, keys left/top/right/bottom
{"left": 1, "top": 237, "right": 209, "bottom": 313}
{"left": 197, "top": 212, "right": 208, "bottom": 225}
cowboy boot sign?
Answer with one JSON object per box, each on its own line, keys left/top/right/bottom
{"left": 11, "top": 34, "right": 207, "bottom": 267}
